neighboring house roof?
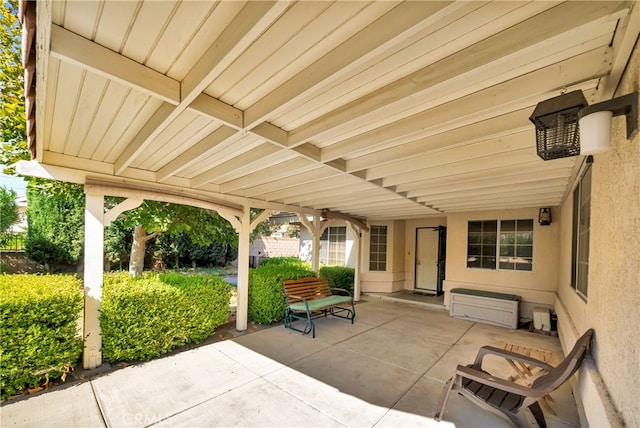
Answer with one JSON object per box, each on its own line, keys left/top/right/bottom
{"left": 18, "top": 1, "right": 638, "bottom": 220}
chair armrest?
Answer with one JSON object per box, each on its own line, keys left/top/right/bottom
{"left": 330, "top": 288, "right": 352, "bottom": 297}
{"left": 285, "top": 294, "right": 310, "bottom": 310}
{"left": 455, "top": 365, "right": 547, "bottom": 398}
{"left": 474, "top": 346, "right": 555, "bottom": 371}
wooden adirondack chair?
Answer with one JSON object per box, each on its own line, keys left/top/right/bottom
{"left": 434, "top": 329, "right": 594, "bottom": 427}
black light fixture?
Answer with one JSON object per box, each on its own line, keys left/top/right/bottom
{"left": 538, "top": 208, "right": 552, "bottom": 226}
{"left": 529, "top": 91, "right": 587, "bottom": 161}
{"left": 320, "top": 210, "right": 328, "bottom": 222}
{"left": 530, "top": 90, "right": 639, "bottom": 161}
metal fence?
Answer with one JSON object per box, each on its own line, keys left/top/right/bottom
{"left": 0, "top": 233, "right": 26, "bottom": 252}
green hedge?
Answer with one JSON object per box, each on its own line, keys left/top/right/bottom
{"left": 318, "top": 266, "right": 355, "bottom": 295}
{"left": 101, "top": 272, "right": 231, "bottom": 362}
{"left": 248, "top": 257, "right": 314, "bottom": 324}
{"left": 257, "top": 256, "right": 310, "bottom": 269}
{"left": 0, "top": 274, "right": 83, "bottom": 399}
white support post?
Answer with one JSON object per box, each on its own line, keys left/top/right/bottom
{"left": 236, "top": 207, "right": 251, "bottom": 331}
{"left": 300, "top": 215, "right": 323, "bottom": 273}
{"left": 349, "top": 223, "right": 362, "bottom": 302}
{"left": 83, "top": 193, "right": 104, "bottom": 369}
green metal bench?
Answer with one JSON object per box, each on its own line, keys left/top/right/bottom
{"left": 283, "top": 276, "right": 355, "bottom": 338}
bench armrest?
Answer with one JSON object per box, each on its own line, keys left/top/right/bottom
{"left": 473, "top": 346, "right": 554, "bottom": 371}
{"left": 330, "top": 287, "right": 352, "bottom": 297}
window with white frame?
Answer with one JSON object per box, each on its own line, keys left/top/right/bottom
{"left": 320, "top": 226, "right": 346, "bottom": 266}
{"left": 369, "top": 225, "right": 387, "bottom": 271}
{"left": 467, "top": 219, "right": 533, "bottom": 271}
{"left": 571, "top": 163, "right": 591, "bottom": 298}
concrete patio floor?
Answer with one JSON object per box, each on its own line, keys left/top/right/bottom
{"left": 0, "top": 299, "right": 579, "bottom": 427}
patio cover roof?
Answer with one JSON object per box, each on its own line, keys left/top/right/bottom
{"left": 19, "top": 1, "right": 639, "bottom": 220}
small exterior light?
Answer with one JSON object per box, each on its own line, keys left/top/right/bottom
{"left": 578, "top": 92, "right": 638, "bottom": 155}
{"left": 539, "top": 208, "right": 552, "bottom": 226}
{"left": 320, "top": 210, "right": 328, "bottom": 221}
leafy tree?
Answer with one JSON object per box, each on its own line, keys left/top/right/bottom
{"left": 1, "top": 0, "right": 29, "bottom": 174}
{"left": 0, "top": 186, "right": 18, "bottom": 231}
{"left": 25, "top": 184, "right": 85, "bottom": 270}
{"left": 122, "top": 201, "right": 239, "bottom": 276}
{"left": 104, "top": 216, "right": 132, "bottom": 270}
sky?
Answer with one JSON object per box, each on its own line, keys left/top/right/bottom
{"left": 0, "top": 173, "right": 27, "bottom": 197}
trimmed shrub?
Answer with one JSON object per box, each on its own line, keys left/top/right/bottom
{"left": 257, "top": 256, "right": 309, "bottom": 269}
{"left": 318, "top": 266, "right": 355, "bottom": 295}
{"left": 248, "top": 257, "right": 313, "bottom": 324}
{"left": 100, "top": 272, "right": 231, "bottom": 362}
{"left": 0, "top": 274, "right": 83, "bottom": 399}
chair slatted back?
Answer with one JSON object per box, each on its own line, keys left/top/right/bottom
{"left": 532, "top": 329, "right": 594, "bottom": 392}
{"left": 283, "top": 277, "right": 332, "bottom": 303}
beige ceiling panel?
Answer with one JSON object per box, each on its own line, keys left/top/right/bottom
{"left": 212, "top": 1, "right": 335, "bottom": 104}
{"left": 167, "top": 1, "right": 247, "bottom": 81}
{"left": 407, "top": 170, "right": 571, "bottom": 199}
{"left": 320, "top": 46, "right": 611, "bottom": 162}
{"left": 366, "top": 131, "right": 534, "bottom": 182}
{"left": 220, "top": 158, "right": 318, "bottom": 194}
{"left": 396, "top": 160, "right": 575, "bottom": 193}
{"left": 420, "top": 183, "right": 569, "bottom": 205}
{"left": 57, "top": 0, "right": 102, "bottom": 39}
{"left": 264, "top": 175, "right": 362, "bottom": 202}
{"left": 94, "top": 1, "right": 140, "bottom": 53}
{"left": 100, "top": 95, "right": 163, "bottom": 164}
{"left": 137, "top": 112, "right": 216, "bottom": 171}
{"left": 64, "top": 72, "right": 111, "bottom": 157}
{"left": 287, "top": 1, "right": 619, "bottom": 147}
{"left": 279, "top": 1, "right": 544, "bottom": 130}
{"left": 346, "top": 109, "right": 532, "bottom": 173}
{"left": 187, "top": 133, "right": 264, "bottom": 181}
{"left": 227, "top": 1, "right": 398, "bottom": 110}
{"left": 193, "top": 144, "right": 291, "bottom": 185}
{"left": 382, "top": 149, "right": 541, "bottom": 188}
{"left": 77, "top": 80, "right": 132, "bottom": 159}
{"left": 242, "top": 166, "right": 337, "bottom": 198}
{"left": 120, "top": 1, "right": 178, "bottom": 66}
{"left": 145, "top": 2, "right": 219, "bottom": 75}
{"left": 48, "top": 61, "right": 84, "bottom": 154}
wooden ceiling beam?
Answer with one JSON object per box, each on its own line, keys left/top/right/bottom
{"left": 49, "top": 24, "right": 181, "bottom": 104}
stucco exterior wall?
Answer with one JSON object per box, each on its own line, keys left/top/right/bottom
{"left": 556, "top": 40, "right": 639, "bottom": 427}
{"left": 360, "top": 220, "right": 406, "bottom": 292}
{"left": 442, "top": 208, "right": 561, "bottom": 320}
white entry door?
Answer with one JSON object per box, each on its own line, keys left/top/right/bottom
{"left": 415, "top": 228, "right": 439, "bottom": 293}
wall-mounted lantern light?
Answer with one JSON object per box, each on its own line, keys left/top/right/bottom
{"left": 530, "top": 91, "right": 638, "bottom": 161}
{"left": 578, "top": 92, "right": 638, "bottom": 155}
{"left": 538, "top": 208, "right": 552, "bottom": 226}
